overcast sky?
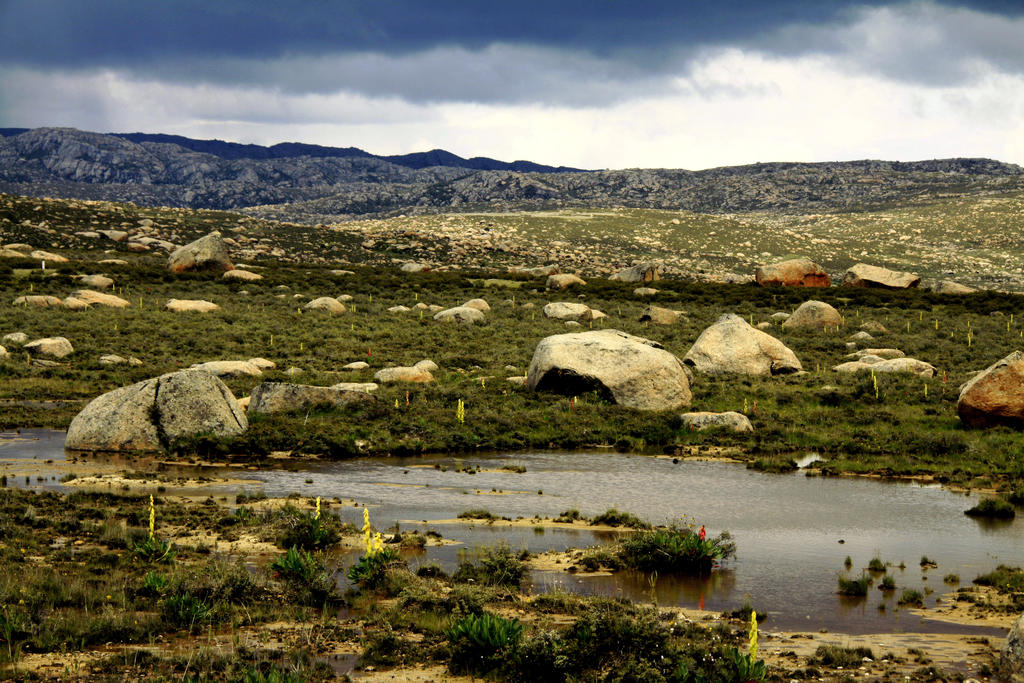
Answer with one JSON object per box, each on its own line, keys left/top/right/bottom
{"left": 1, "top": 0, "right": 1023, "bottom": 169}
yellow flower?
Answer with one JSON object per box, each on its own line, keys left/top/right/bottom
{"left": 148, "top": 494, "right": 156, "bottom": 541}
{"left": 315, "top": 497, "right": 321, "bottom": 520}
{"left": 748, "top": 610, "right": 758, "bottom": 660}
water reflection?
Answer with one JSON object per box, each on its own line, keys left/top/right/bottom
{"left": 3, "top": 433, "right": 1018, "bottom": 635}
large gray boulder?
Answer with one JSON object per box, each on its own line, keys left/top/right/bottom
{"left": 782, "top": 300, "right": 843, "bottom": 329}
{"left": 526, "top": 329, "right": 691, "bottom": 411}
{"left": 610, "top": 262, "right": 661, "bottom": 283}
{"left": 168, "top": 232, "right": 233, "bottom": 273}
{"left": 755, "top": 258, "right": 831, "bottom": 287}
{"left": 65, "top": 369, "right": 247, "bottom": 452}
{"left": 958, "top": 351, "right": 1024, "bottom": 428}
{"left": 684, "top": 314, "right": 802, "bottom": 376}
{"left": 842, "top": 263, "right": 920, "bottom": 289}
{"left": 248, "top": 382, "right": 376, "bottom": 414}
{"left": 1001, "top": 613, "right": 1024, "bottom": 682}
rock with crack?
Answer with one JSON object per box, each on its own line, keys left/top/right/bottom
{"left": 610, "top": 262, "right": 661, "bottom": 283}
{"left": 526, "top": 329, "right": 691, "bottom": 411}
{"left": 248, "top": 382, "right": 376, "bottom": 414}
{"left": 842, "top": 263, "right": 920, "bottom": 289}
{"left": 65, "top": 369, "right": 247, "bottom": 452}
{"left": 684, "top": 314, "right": 802, "bottom": 376}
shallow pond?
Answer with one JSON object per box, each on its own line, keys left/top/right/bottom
{"left": 2, "top": 430, "right": 1019, "bottom": 635}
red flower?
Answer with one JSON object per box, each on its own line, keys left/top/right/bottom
{"left": 698, "top": 525, "right": 706, "bottom": 541}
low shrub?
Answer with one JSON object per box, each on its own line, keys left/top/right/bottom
{"left": 590, "top": 508, "right": 651, "bottom": 529}
{"left": 617, "top": 525, "right": 735, "bottom": 573}
{"left": 837, "top": 574, "right": 871, "bottom": 596}
{"left": 898, "top": 589, "right": 924, "bottom": 606}
{"left": 452, "top": 544, "right": 525, "bottom": 589}
{"left": 965, "top": 497, "right": 1016, "bottom": 519}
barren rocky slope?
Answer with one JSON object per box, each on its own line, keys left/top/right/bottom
{"left": 2, "top": 127, "right": 1022, "bottom": 221}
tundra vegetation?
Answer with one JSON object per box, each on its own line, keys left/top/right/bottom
{"left": 1, "top": 192, "right": 1022, "bottom": 679}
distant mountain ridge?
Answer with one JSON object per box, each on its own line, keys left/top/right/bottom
{"left": 1, "top": 127, "right": 1023, "bottom": 221}
{"left": 0, "top": 128, "right": 583, "bottom": 173}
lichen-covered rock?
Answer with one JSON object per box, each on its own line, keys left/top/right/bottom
{"left": 527, "top": 329, "right": 691, "bottom": 411}
{"left": 65, "top": 369, "right": 247, "bottom": 452}
{"left": 1000, "top": 613, "right": 1024, "bottom": 683}
{"left": 684, "top": 314, "right": 802, "bottom": 376}
{"left": 168, "top": 232, "right": 233, "bottom": 273}
{"left": 755, "top": 258, "right": 831, "bottom": 287}
{"left": 248, "top": 382, "right": 376, "bottom": 414}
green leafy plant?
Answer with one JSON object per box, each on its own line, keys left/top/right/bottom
{"left": 346, "top": 547, "right": 401, "bottom": 589}
{"left": 445, "top": 612, "right": 522, "bottom": 674}
{"left": 140, "top": 571, "right": 169, "bottom": 596}
{"left": 162, "top": 592, "right": 211, "bottom": 629}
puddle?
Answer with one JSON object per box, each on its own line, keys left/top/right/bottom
{"left": 4, "top": 433, "right": 1020, "bottom": 635}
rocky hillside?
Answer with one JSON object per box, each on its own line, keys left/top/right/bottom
{"left": 1, "top": 127, "right": 1023, "bottom": 222}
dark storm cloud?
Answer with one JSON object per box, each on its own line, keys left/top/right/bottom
{"left": 1, "top": 0, "right": 1023, "bottom": 107}
{"left": 0, "top": 1, "right": 891, "bottom": 66}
